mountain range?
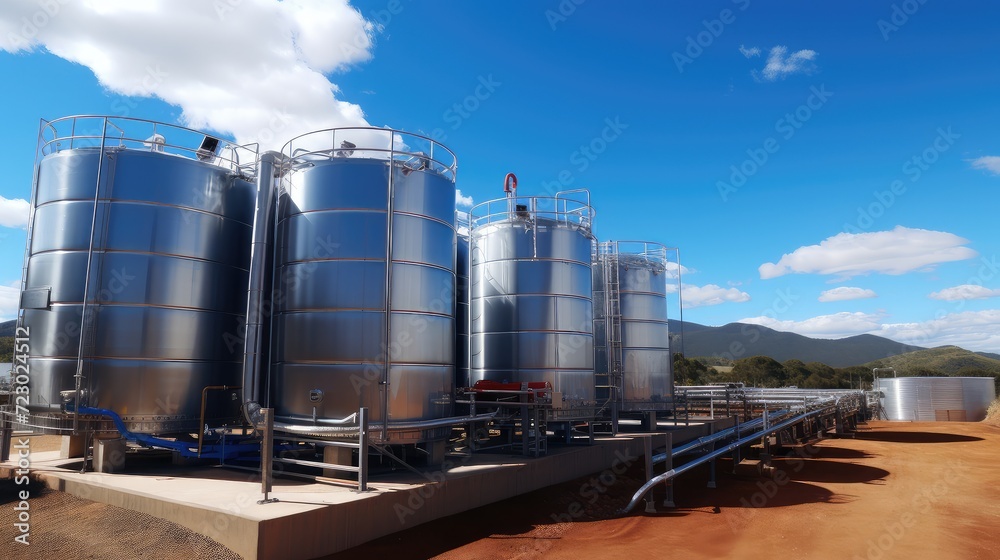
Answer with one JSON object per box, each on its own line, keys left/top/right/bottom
{"left": 672, "top": 320, "right": 926, "bottom": 368}
{"left": 4, "top": 318, "right": 998, "bottom": 371}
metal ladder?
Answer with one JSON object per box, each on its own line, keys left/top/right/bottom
{"left": 595, "top": 245, "right": 624, "bottom": 428}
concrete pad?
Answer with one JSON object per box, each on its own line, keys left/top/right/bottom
{"left": 1, "top": 418, "right": 733, "bottom": 560}
{"left": 60, "top": 434, "right": 86, "bottom": 459}
{"left": 94, "top": 437, "right": 126, "bottom": 473}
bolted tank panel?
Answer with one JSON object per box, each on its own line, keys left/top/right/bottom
{"left": 593, "top": 242, "right": 672, "bottom": 411}
{"left": 21, "top": 116, "right": 256, "bottom": 434}
{"left": 879, "top": 376, "right": 996, "bottom": 421}
{"left": 272, "top": 129, "right": 457, "bottom": 442}
{"left": 469, "top": 194, "right": 596, "bottom": 411}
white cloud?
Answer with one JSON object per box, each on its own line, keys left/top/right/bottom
{"left": 738, "top": 309, "right": 1000, "bottom": 352}
{"left": 456, "top": 189, "right": 474, "bottom": 208}
{"left": 759, "top": 226, "right": 977, "bottom": 280}
{"left": 878, "top": 310, "right": 1000, "bottom": 352}
{"left": 739, "top": 312, "right": 886, "bottom": 339}
{"left": 0, "top": 196, "right": 29, "bottom": 228}
{"left": 754, "top": 46, "right": 817, "bottom": 81}
{"left": 969, "top": 156, "right": 1000, "bottom": 175}
{"left": 680, "top": 283, "right": 750, "bottom": 308}
{"left": 0, "top": 281, "right": 19, "bottom": 322}
{"left": 664, "top": 262, "right": 692, "bottom": 280}
{"left": 929, "top": 284, "right": 1000, "bottom": 301}
{"left": 0, "top": 0, "right": 375, "bottom": 150}
{"left": 818, "top": 286, "right": 877, "bottom": 302}
{"left": 739, "top": 44, "right": 760, "bottom": 58}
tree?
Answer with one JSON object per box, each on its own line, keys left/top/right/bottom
{"left": 731, "top": 356, "right": 787, "bottom": 387}
{"left": 673, "top": 353, "right": 710, "bottom": 385}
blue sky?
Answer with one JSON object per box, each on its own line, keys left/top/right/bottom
{"left": 0, "top": 1, "right": 998, "bottom": 352}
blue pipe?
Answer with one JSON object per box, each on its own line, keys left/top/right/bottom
{"left": 67, "top": 404, "right": 263, "bottom": 460}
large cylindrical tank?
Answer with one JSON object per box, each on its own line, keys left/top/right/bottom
{"left": 20, "top": 116, "right": 255, "bottom": 434}
{"left": 879, "top": 376, "right": 996, "bottom": 421}
{"left": 271, "top": 128, "right": 457, "bottom": 443}
{"left": 469, "top": 192, "right": 596, "bottom": 414}
{"left": 593, "top": 241, "right": 672, "bottom": 411}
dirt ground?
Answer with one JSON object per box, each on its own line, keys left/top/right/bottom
{"left": 330, "top": 421, "right": 1000, "bottom": 560}
{"left": 2, "top": 421, "right": 998, "bottom": 560}
{"left": 0, "top": 435, "right": 241, "bottom": 560}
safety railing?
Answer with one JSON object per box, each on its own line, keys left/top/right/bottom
{"left": 469, "top": 192, "right": 595, "bottom": 231}
{"left": 37, "top": 115, "right": 259, "bottom": 176}
{"left": 280, "top": 127, "right": 458, "bottom": 182}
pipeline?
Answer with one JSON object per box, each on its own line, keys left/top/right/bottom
{"left": 622, "top": 402, "right": 837, "bottom": 514}
{"left": 242, "top": 151, "right": 280, "bottom": 427}
{"left": 67, "top": 405, "right": 261, "bottom": 460}
{"left": 650, "top": 409, "right": 787, "bottom": 464}
{"left": 271, "top": 411, "right": 499, "bottom": 438}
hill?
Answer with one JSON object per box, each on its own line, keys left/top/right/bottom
{"left": 864, "top": 346, "right": 1000, "bottom": 377}
{"left": 0, "top": 319, "right": 15, "bottom": 337}
{"left": 671, "top": 320, "right": 924, "bottom": 367}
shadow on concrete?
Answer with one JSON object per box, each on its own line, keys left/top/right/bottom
{"left": 855, "top": 431, "right": 983, "bottom": 444}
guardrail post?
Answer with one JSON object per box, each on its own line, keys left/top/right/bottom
{"left": 258, "top": 408, "right": 278, "bottom": 504}
{"left": 0, "top": 413, "right": 11, "bottom": 462}
{"left": 643, "top": 436, "right": 655, "bottom": 512}
{"left": 358, "top": 406, "right": 369, "bottom": 492}
{"left": 662, "top": 432, "right": 675, "bottom": 508}
{"left": 731, "top": 414, "right": 741, "bottom": 472}
{"left": 706, "top": 422, "right": 717, "bottom": 489}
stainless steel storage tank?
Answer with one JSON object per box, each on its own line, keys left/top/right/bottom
{"left": 272, "top": 128, "right": 458, "bottom": 443}
{"left": 878, "top": 376, "right": 996, "bottom": 421}
{"left": 593, "top": 241, "right": 672, "bottom": 411}
{"left": 469, "top": 185, "right": 596, "bottom": 414}
{"left": 20, "top": 116, "right": 256, "bottom": 434}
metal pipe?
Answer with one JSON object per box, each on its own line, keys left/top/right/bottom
{"left": 623, "top": 405, "right": 832, "bottom": 513}
{"left": 381, "top": 133, "right": 397, "bottom": 441}
{"left": 241, "top": 151, "right": 279, "bottom": 427}
{"left": 272, "top": 411, "right": 497, "bottom": 437}
{"left": 198, "top": 385, "right": 240, "bottom": 457}
{"left": 73, "top": 117, "right": 110, "bottom": 434}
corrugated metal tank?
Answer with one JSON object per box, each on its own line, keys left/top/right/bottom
{"left": 271, "top": 128, "right": 457, "bottom": 443}
{"left": 469, "top": 192, "right": 596, "bottom": 413}
{"left": 879, "top": 376, "right": 996, "bottom": 421}
{"left": 21, "top": 116, "right": 255, "bottom": 433}
{"left": 593, "top": 241, "right": 672, "bottom": 411}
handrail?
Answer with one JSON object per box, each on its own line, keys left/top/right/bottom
{"left": 469, "top": 194, "right": 595, "bottom": 231}
{"left": 279, "top": 126, "right": 458, "bottom": 182}
{"left": 622, "top": 404, "right": 835, "bottom": 514}
{"left": 38, "top": 115, "right": 259, "bottom": 175}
